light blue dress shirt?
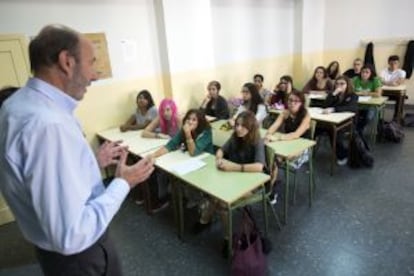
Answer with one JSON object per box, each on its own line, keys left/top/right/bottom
{"left": 0, "top": 78, "right": 130, "bottom": 255}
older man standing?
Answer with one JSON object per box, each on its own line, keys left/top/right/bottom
{"left": 0, "top": 25, "right": 154, "bottom": 275}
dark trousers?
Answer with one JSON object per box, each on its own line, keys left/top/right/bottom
{"left": 316, "top": 127, "right": 349, "bottom": 160}
{"left": 35, "top": 231, "right": 122, "bottom": 276}
{"left": 388, "top": 94, "right": 401, "bottom": 120}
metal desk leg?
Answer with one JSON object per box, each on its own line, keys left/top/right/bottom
{"left": 178, "top": 181, "right": 184, "bottom": 239}
{"left": 262, "top": 188, "right": 268, "bottom": 236}
{"left": 331, "top": 126, "right": 337, "bottom": 176}
{"left": 370, "top": 106, "right": 380, "bottom": 146}
{"left": 309, "top": 148, "right": 314, "bottom": 208}
{"left": 284, "top": 159, "right": 290, "bottom": 224}
{"left": 398, "top": 92, "right": 406, "bottom": 124}
{"left": 171, "top": 178, "right": 184, "bottom": 239}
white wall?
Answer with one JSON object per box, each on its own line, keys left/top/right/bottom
{"left": 161, "top": 0, "right": 215, "bottom": 73}
{"left": 324, "top": 0, "right": 414, "bottom": 49}
{"left": 1, "top": 0, "right": 297, "bottom": 79}
{"left": 210, "top": 0, "right": 295, "bottom": 66}
{"left": 159, "top": 0, "right": 296, "bottom": 74}
{"left": 0, "top": 0, "right": 162, "bottom": 82}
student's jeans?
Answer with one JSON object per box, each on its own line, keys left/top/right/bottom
{"left": 316, "top": 127, "right": 350, "bottom": 160}
{"left": 357, "top": 108, "right": 376, "bottom": 136}
{"left": 388, "top": 94, "right": 402, "bottom": 120}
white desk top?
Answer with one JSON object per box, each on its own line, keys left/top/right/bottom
{"left": 96, "top": 127, "right": 168, "bottom": 156}
{"left": 97, "top": 128, "right": 141, "bottom": 142}
{"left": 358, "top": 96, "right": 388, "bottom": 105}
{"left": 308, "top": 108, "right": 355, "bottom": 124}
{"left": 382, "top": 85, "right": 406, "bottom": 91}
{"left": 155, "top": 151, "right": 269, "bottom": 204}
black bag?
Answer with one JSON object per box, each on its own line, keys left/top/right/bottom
{"left": 377, "top": 120, "right": 404, "bottom": 143}
{"left": 403, "top": 113, "right": 414, "bottom": 127}
{"left": 348, "top": 133, "right": 374, "bottom": 168}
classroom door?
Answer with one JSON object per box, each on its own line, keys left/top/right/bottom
{"left": 0, "top": 34, "right": 30, "bottom": 225}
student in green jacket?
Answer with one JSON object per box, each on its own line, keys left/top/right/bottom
{"left": 151, "top": 108, "right": 214, "bottom": 157}
{"left": 353, "top": 64, "right": 382, "bottom": 135}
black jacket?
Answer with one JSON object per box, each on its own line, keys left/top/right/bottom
{"left": 403, "top": 40, "right": 414, "bottom": 79}
{"left": 324, "top": 92, "right": 359, "bottom": 114}
{"left": 201, "top": 95, "right": 230, "bottom": 119}
{"left": 364, "top": 42, "right": 376, "bottom": 74}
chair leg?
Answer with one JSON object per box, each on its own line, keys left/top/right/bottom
{"left": 309, "top": 149, "right": 315, "bottom": 208}
{"left": 292, "top": 171, "right": 297, "bottom": 205}
{"left": 267, "top": 199, "right": 282, "bottom": 230}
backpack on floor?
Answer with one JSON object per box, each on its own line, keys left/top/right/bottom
{"left": 348, "top": 132, "right": 374, "bottom": 168}
{"left": 377, "top": 120, "right": 404, "bottom": 143}
{"left": 403, "top": 113, "right": 414, "bottom": 127}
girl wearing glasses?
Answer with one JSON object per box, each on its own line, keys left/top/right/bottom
{"left": 269, "top": 75, "right": 299, "bottom": 110}
{"left": 264, "top": 90, "right": 311, "bottom": 204}
{"left": 322, "top": 75, "right": 359, "bottom": 165}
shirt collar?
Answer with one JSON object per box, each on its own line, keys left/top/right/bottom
{"left": 27, "top": 77, "right": 78, "bottom": 113}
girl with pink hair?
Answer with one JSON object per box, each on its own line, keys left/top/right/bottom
{"left": 142, "top": 98, "right": 180, "bottom": 139}
{"left": 141, "top": 99, "right": 180, "bottom": 213}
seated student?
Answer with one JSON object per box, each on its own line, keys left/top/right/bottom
{"left": 322, "top": 76, "right": 359, "bottom": 165}
{"left": 151, "top": 109, "right": 214, "bottom": 158}
{"left": 253, "top": 74, "right": 273, "bottom": 106}
{"left": 380, "top": 55, "right": 407, "bottom": 120}
{"left": 264, "top": 90, "right": 311, "bottom": 203}
{"left": 353, "top": 64, "right": 382, "bottom": 134}
{"left": 353, "top": 64, "right": 382, "bottom": 96}
{"left": 343, "top": 58, "right": 363, "bottom": 79}
{"left": 120, "top": 90, "right": 157, "bottom": 132}
{"left": 200, "top": 80, "right": 230, "bottom": 120}
{"left": 193, "top": 111, "right": 265, "bottom": 258}
{"left": 326, "top": 61, "right": 341, "bottom": 81}
{"left": 142, "top": 98, "right": 180, "bottom": 139}
{"left": 302, "top": 66, "right": 334, "bottom": 94}
{"left": 270, "top": 75, "right": 299, "bottom": 110}
{"left": 230, "top": 82, "right": 267, "bottom": 126}
{"left": 150, "top": 109, "right": 214, "bottom": 212}
{"left": 138, "top": 98, "right": 180, "bottom": 211}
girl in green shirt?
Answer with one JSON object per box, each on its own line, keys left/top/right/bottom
{"left": 151, "top": 109, "right": 213, "bottom": 157}
{"left": 353, "top": 64, "right": 382, "bottom": 134}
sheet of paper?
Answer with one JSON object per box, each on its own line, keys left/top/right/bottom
{"left": 171, "top": 158, "right": 206, "bottom": 176}
{"left": 358, "top": 96, "right": 372, "bottom": 102}
{"left": 309, "top": 107, "right": 323, "bottom": 114}
{"left": 309, "top": 94, "right": 326, "bottom": 99}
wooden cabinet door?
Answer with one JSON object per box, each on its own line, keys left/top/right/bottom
{"left": 0, "top": 34, "right": 30, "bottom": 225}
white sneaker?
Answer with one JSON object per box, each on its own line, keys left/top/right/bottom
{"left": 337, "top": 158, "right": 348, "bottom": 166}
{"left": 269, "top": 193, "right": 278, "bottom": 205}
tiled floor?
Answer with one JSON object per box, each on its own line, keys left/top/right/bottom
{"left": 1, "top": 123, "right": 413, "bottom": 276}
